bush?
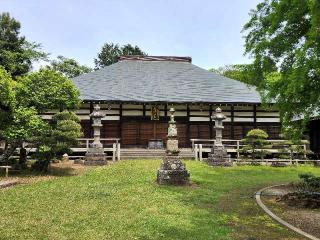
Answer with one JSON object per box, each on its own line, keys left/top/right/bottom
{"left": 241, "top": 129, "right": 268, "bottom": 161}
{"left": 280, "top": 173, "right": 320, "bottom": 208}
{"left": 296, "top": 173, "right": 320, "bottom": 192}
{"left": 32, "top": 111, "right": 82, "bottom": 172}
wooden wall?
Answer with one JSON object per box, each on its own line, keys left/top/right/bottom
{"left": 42, "top": 102, "right": 281, "bottom": 147}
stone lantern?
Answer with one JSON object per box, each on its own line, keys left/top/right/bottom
{"left": 213, "top": 107, "right": 225, "bottom": 147}
{"left": 206, "top": 107, "right": 232, "bottom": 167}
{"left": 84, "top": 104, "right": 107, "bottom": 165}
{"left": 157, "top": 107, "right": 190, "bottom": 185}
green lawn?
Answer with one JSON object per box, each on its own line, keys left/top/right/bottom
{"left": 1, "top": 160, "right": 319, "bottom": 240}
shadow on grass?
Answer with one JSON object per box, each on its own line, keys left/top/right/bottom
{"left": 1, "top": 162, "right": 88, "bottom": 180}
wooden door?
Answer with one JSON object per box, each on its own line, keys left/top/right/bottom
{"left": 80, "top": 120, "right": 91, "bottom": 138}
{"left": 121, "top": 122, "right": 140, "bottom": 146}
{"left": 101, "top": 121, "right": 120, "bottom": 138}
{"left": 190, "top": 124, "right": 210, "bottom": 139}
{"left": 177, "top": 123, "right": 188, "bottom": 147}
{"left": 121, "top": 121, "right": 188, "bottom": 147}
{"left": 140, "top": 122, "right": 154, "bottom": 146}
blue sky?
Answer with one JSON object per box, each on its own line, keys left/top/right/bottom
{"left": 0, "top": 0, "right": 261, "bottom": 69}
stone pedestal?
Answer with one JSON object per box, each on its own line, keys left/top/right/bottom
{"left": 206, "top": 145, "right": 232, "bottom": 167}
{"left": 84, "top": 104, "right": 107, "bottom": 166}
{"left": 157, "top": 154, "right": 190, "bottom": 185}
{"left": 157, "top": 108, "right": 190, "bottom": 185}
{"left": 206, "top": 108, "right": 233, "bottom": 167}
{"left": 85, "top": 147, "right": 106, "bottom": 166}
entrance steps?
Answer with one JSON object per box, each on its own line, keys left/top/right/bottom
{"left": 120, "top": 148, "right": 194, "bottom": 160}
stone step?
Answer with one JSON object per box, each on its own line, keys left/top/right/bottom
{"left": 110, "top": 148, "right": 194, "bottom": 160}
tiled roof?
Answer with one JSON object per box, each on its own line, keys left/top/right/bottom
{"left": 72, "top": 56, "right": 261, "bottom": 103}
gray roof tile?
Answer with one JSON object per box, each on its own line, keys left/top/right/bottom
{"left": 72, "top": 59, "right": 261, "bottom": 103}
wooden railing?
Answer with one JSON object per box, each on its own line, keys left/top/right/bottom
{"left": 190, "top": 139, "right": 309, "bottom": 162}
{"left": 3, "top": 138, "right": 121, "bottom": 162}
{"left": 75, "top": 138, "right": 121, "bottom": 161}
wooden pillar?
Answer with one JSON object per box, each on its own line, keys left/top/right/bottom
{"left": 253, "top": 104, "right": 257, "bottom": 128}
{"left": 89, "top": 101, "right": 94, "bottom": 138}
{"left": 119, "top": 103, "right": 123, "bottom": 142}
{"left": 164, "top": 104, "right": 168, "bottom": 117}
{"left": 187, "top": 104, "right": 190, "bottom": 146}
{"left": 143, "top": 103, "right": 146, "bottom": 117}
{"left": 231, "top": 104, "right": 235, "bottom": 139}
{"left": 209, "top": 104, "right": 213, "bottom": 139}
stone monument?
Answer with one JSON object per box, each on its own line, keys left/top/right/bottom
{"left": 84, "top": 104, "right": 107, "bottom": 165}
{"left": 157, "top": 108, "right": 190, "bottom": 185}
{"left": 206, "top": 107, "right": 232, "bottom": 167}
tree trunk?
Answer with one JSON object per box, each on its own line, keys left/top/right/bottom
{"left": 1, "top": 143, "right": 18, "bottom": 165}
{"left": 19, "top": 147, "right": 27, "bottom": 169}
{"left": 31, "top": 159, "right": 50, "bottom": 173}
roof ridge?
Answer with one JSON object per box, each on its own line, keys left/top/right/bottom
{"left": 119, "top": 55, "right": 192, "bottom": 63}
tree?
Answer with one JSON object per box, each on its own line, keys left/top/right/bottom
{"left": 0, "top": 67, "right": 15, "bottom": 132}
{"left": 49, "top": 55, "right": 92, "bottom": 78}
{"left": 209, "top": 64, "right": 257, "bottom": 86}
{"left": 1, "top": 68, "right": 81, "bottom": 170}
{"left": 241, "top": 129, "right": 269, "bottom": 161}
{"left": 1, "top": 107, "right": 48, "bottom": 167}
{"left": 0, "top": 12, "right": 47, "bottom": 78}
{"left": 94, "top": 43, "right": 147, "bottom": 69}
{"left": 16, "top": 68, "right": 80, "bottom": 113}
{"left": 32, "top": 111, "right": 82, "bottom": 172}
{"left": 242, "top": 0, "right": 320, "bottom": 138}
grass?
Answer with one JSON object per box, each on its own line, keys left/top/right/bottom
{"left": 0, "top": 160, "right": 320, "bottom": 240}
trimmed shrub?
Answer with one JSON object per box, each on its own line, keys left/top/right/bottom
{"left": 241, "top": 129, "right": 269, "bottom": 161}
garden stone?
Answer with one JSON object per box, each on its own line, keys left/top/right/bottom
{"left": 206, "top": 108, "right": 232, "bottom": 167}
{"left": 84, "top": 104, "right": 107, "bottom": 165}
{"left": 157, "top": 108, "right": 190, "bottom": 185}
{"left": 62, "top": 153, "right": 69, "bottom": 162}
{"left": 313, "top": 161, "right": 320, "bottom": 167}
{"left": 271, "top": 162, "right": 288, "bottom": 167}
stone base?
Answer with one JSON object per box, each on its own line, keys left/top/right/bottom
{"left": 206, "top": 159, "right": 233, "bottom": 167}
{"left": 157, "top": 155, "right": 190, "bottom": 185}
{"left": 271, "top": 161, "right": 288, "bottom": 167}
{"left": 206, "top": 145, "right": 232, "bottom": 167}
{"left": 84, "top": 151, "right": 107, "bottom": 166}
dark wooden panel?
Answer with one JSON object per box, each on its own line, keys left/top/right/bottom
{"left": 121, "top": 122, "right": 139, "bottom": 146}
{"left": 243, "top": 124, "right": 254, "bottom": 138}
{"left": 256, "top": 123, "right": 281, "bottom": 139}
{"left": 155, "top": 122, "right": 167, "bottom": 141}
{"left": 177, "top": 123, "right": 188, "bottom": 147}
{"left": 222, "top": 124, "right": 231, "bottom": 139}
{"left": 140, "top": 122, "right": 154, "bottom": 146}
{"left": 190, "top": 124, "right": 210, "bottom": 139}
{"left": 233, "top": 125, "right": 243, "bottom": 140}
{"left": 101, "top": 121, "right": 120, "bottom": 138}
{"left": 80, "top": 120, "right": 91, "bottom": 138}
{"left": 121, "top": 121, "right": 168, "bottom": 147}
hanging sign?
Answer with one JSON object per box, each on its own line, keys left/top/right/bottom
{"left": 151, "top": 105, "right": 160, "bottom": 120}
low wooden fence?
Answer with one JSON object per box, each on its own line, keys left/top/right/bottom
{"left": 191, "top": 139, "right": 309, "bottom": 163}
{"left": 1, "top": 138, "right": 121, "bottom": 162}
{"left": 74, "top": 138, "right": 121, "bottom": 161}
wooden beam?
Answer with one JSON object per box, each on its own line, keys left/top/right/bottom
{"left": 143, "top": 103, "right": 146, "bottom": 117}
{"left": 89, "top": 101, "right": 94, "bottom": 138}
{"left": 231, "top": 104, "right": 235, "bottom": 139}
{"left": 119, "top": 103, "right": 123, "bottom": 142}
{"left": 164, "top": 104, "right": 168, "bottom": 117}
{"left": 187, "top": 104, "right": 190, "bottom": 146}
{"left": 209, "top": 104, "right": 213, "bottom": 139}
{"left": 253, "top": 104, "right": 257, "bottom": 128}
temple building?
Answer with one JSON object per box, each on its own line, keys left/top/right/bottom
{"left": 43, "top": 56, "right": 282, "bottom": 148}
